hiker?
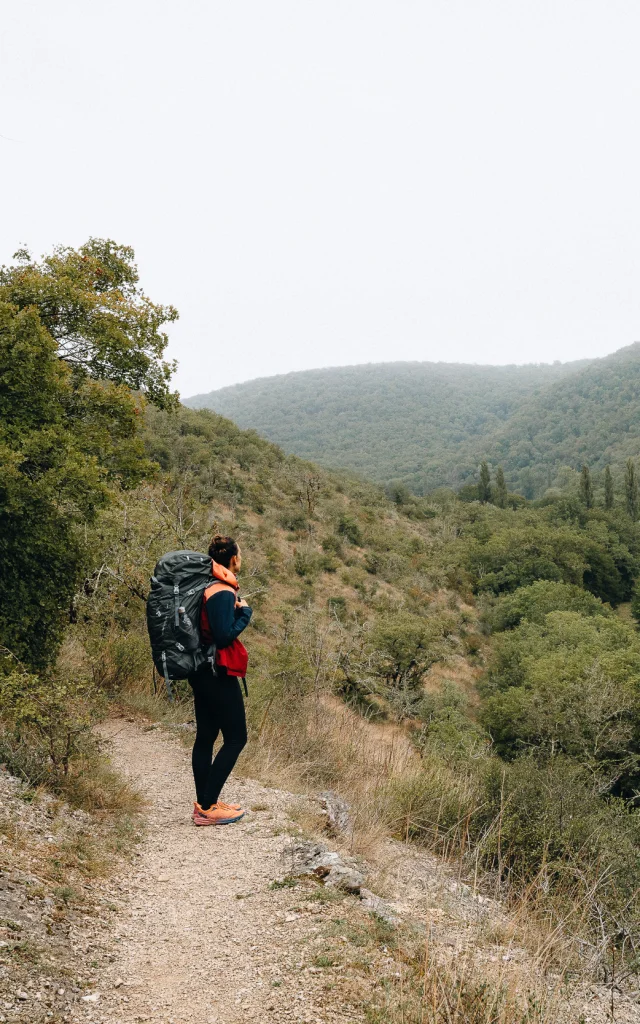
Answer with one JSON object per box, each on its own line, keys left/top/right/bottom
{"left": 189, "top": 535, "right": 252, "bottom": 826}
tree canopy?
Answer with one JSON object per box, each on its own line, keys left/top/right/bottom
{"left": 187, "top": 343, "right": 640, "bottom": 499}
{"left": 0, "top": 240, "right": 177, "bottom": 668}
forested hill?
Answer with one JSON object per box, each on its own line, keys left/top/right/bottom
{"left": 482, "top": 342, "right": 640, "bottom": 495}
{"left": 186, "top": 344, "right": 640, "bottom": 497}
{"left": 186, "top": 359, "right": 584, "bottom": 493}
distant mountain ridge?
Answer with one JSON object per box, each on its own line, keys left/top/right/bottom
{"left": 185, "top": 345, "right": 640, "bottom": 496}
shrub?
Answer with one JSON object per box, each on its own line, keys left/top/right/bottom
{"left": 318, "top": 553, "right": 340, "bottom": 573}
{"left": 293, "top": 549, "right": 321, "bottom": 578}
{"left": 479, "top": 757, "right": 640, "bottom": 958}
{"left": 481, "top": 611, "right": 640, "bottom": 794}
{"left": 321, "top": 534, "right": 344, "bottom": 558}
{"left": 485, "top": 580, "right": 611, "bottom": 633}
{"left": 416, "top": 683, "right": 488, "bottom": 757}
{"left": 383, "top": 750, "right": 640, "bottom": 971}
{"left": 0, "top": 658, "right": 105, "bottom": 793}
{"left": 327, "top": 595, "right": 347, "bottom": 622}
{"left": 371, "top": 613, "right": 444, "bottom": 689}
{"left": 337, "top": 513, "right": 363, "bottom": 546}
{"left": 279, "top": 507, "right": 308, "bottom": 532}
{"left": 91, "top": 631, "right": 150, "bottom": 692}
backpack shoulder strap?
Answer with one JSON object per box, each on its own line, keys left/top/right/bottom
{"left": 203, "top": 580, "right": 237, "bottom": 601}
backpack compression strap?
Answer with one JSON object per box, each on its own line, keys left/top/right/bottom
{"left": 161, "top": 651, "right": 174, "bottom": 702}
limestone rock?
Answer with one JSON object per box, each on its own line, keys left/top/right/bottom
{"left": 282, "top": 840, "right": 365, "bottom": 893}
{"left": 359, "top": 888, "right": 399, "bottom": 926}
{"left": 318, "top": 791, "right": 352, "bottom": 836}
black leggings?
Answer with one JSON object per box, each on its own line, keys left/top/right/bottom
{"left": 189, "top": 664, "right": 247, "bottom": 810}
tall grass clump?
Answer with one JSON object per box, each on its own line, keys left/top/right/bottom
{"left": 378, "top": 749, "right": 640, "bottom": 981}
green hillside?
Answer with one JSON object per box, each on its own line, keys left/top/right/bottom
{"left": 4, "top": 240, "right": 640, "bottom": 999}
{"left": 482, "top": 342, "right": 640, "bottom": 496}
{"left": 186, "top": 347, "right": 640, "bottom": 496}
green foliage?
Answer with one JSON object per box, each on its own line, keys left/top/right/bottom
{"left": 293, "top": 548, "right": 322, "bottom": 578}
{"left": 579, "top": 464, "right": 593, "bottom": 508}
{"left": 478, "top": 461, "right": 491, "bottom": 502}
{"left": 625, "top": 457, "right": 638, "bottom": 521}
{"left": 457, "top": 500, "right": 638, "bottom": 605}
{"left": 0, "top": 239, "right": 178, "bottom": 409}
{"left": 384, "top": 750, "right": 640, "bottom": 965}
{"left": 480, "top": 757, "right": 640, "bottom": 937}
{"left": 385, "top": 479, "right": 412, "bottom": 505}
{"left": 494, "top": 466, "right": 507, "bottom": 508}
{"left": 0, "top": 654, "right": 104, "bottom": 787}
{"left": 464, "top": 514, "right": 587, "bottom": 594}
{"left": 187, "top": 343, "right": 640, "bottom": 498}
{"left": 485, "top": 581, "right": 611, "bottom": 632}
{"left": 481, "top": 611, "right": 640, "bottom": 795}
{"left": 604, "top": 464, "right": 614, "bottom": 510}
{"left": 416, "top": 683, "right": 487, "bottom": 757}
{"left": 337, "top": 513, "right": 363, "bottom": 545}
{"left": 0, "top": 241, "right": 175, "bottom": 669}
{"left": 371, "top": 613, "right": 443, "bottom": 688}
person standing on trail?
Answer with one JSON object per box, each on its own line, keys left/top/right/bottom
{"left": 189, "top": 535, "right": 252, "bottom": 826}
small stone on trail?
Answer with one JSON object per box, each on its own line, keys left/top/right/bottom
{"left": 114, "top": 978, "right": 124, "bottom": 988}
{"left": 16, "top": 991, "right": 28, "bottom": 1001}
{"left": 157, "top": 874, "right": 170, "bottom": 882}
{"left": 81, "top": 992, "right": 100, "bottom": 1003}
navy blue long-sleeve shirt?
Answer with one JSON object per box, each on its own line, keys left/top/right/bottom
{"left": 205, "top": 590, "right": 252, "bottom": 649}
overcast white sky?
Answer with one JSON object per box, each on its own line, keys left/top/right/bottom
{"left": 2, "top": 1, "right": 639, "bottom": 396}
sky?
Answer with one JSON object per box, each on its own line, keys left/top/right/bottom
{"left": 2, "top": 0, "right": 640, "bottom": 397}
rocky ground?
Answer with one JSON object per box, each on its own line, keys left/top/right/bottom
{"left": 1, "top": 720, "right": 639, "bottom": 1023}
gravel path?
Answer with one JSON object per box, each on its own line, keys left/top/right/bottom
{"left": 94, "top": 720, "right": 364, "bottom": 1024}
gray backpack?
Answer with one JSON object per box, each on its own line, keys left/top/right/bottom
{"left": 146, "top": 550, "right": 213, "bottom": 696}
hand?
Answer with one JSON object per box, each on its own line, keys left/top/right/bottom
{"left": 236, "top": 598, "right": 249, "bottom": 609}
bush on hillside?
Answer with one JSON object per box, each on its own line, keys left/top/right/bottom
{"left": 0, "top": 653, "right": 105, "bottom": 792}
{"left": 481, "top": 611, "right": 640, "bottom": 795}
{"left": 484, "top": 580, "right": 611, "bottom": 632}
{"left": 416, "top": 683, "right": 488, "bottom": 758}
{"left": 384, "top": 750, "right": 640, "bottom": 971}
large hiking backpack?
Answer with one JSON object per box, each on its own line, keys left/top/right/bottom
{"left": 146, "top": 550, "right": 213, "bottom": 696}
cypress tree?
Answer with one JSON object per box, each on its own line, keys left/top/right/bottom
{"left": 495, "top": 466, "right": 507, "bottom": 508}
{"left": 604, "top": 465, "right": 614, "bottom": 510}
{"left": 625, "top": 459, "right": 638, "bottom": 520}
{"left": 478, "top": 461, "right": 491, "bottom": 503}
{"left": 579, "top": 465, "right": 593, "bottom": 509}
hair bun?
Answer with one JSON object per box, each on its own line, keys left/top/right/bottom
{"left": 208, "top": 534, "right": 239, "bottom": 567}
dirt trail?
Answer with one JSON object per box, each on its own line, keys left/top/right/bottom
{"left": 69, "top": 720, "right": 640, "bottom": 1024}
{"left": 94, "top": 720, "right": 364, "bottom": 1024}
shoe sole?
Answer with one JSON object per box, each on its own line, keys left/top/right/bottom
{"left": 192, "top": 812, "right": 245, "bottom": 827}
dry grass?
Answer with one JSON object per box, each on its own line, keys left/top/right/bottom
{"left": 0, "top": 766, "right": 143, "bottom": 1019}
{"left": 242, "top": 692, "right": 417, "bottom": 857}
{"left": 364, "top": 948, "right": 556, "bottom": 1024}
{"left": 236, "top": 691, "right": 621, "bottom": 1014}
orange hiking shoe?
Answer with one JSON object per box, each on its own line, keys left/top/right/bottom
{"left": 193, "top": 800, "right": 241, "bottom": 821}
{"left": 217, "top": 799, "right": 242, "bottom": 811}
{"left": 192, "top": 802, "right": 245, "bottom": 826}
